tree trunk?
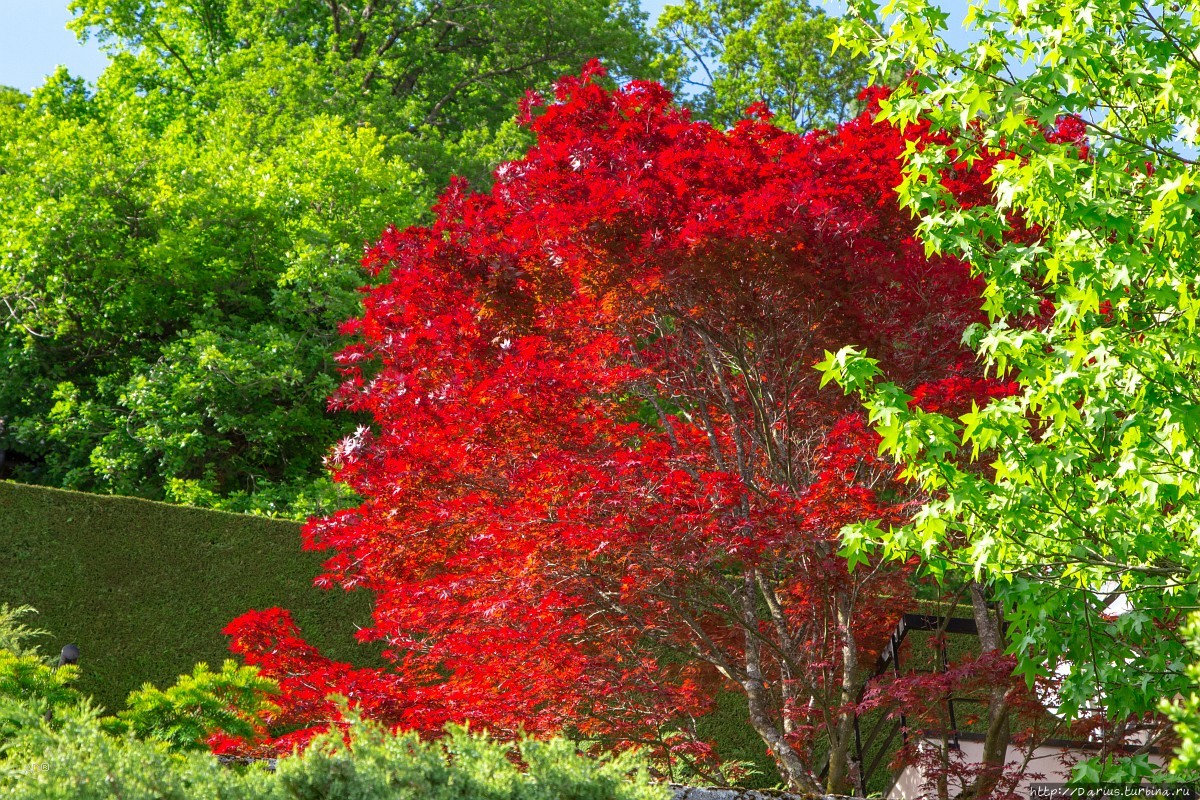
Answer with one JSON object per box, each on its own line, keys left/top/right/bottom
{"left": 743, "top": 675, "right": 821, "bottom": 794}
{"left": 956, "top": 581, "right": 1011, "bottom": 800}
{"left": 738, "top": 572, "right": 822, "bottom": 795}
{"left": 825, "top": 591, "right": 861, "bottom": 795}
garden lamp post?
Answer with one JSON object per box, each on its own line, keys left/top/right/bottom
{"left": 44, "top": 644, "right": 79, "bottom": 722}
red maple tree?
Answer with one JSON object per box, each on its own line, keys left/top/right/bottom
{"left": 224, "top": 65, "right": 1004, "bottom": 793}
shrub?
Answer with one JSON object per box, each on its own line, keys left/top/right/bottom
{"left": 0, "top": 703, "right": 668, "bottom": 800}
{"left": 0, "top": 605, "right": 48, "bottom": 658}
{"left": 0, "top": 605, "right": 82, "bottom": 744}
{"left": 0, "top": 607, "right": 667, "bottom": 799}
{"left": 103, "top": 661, "right": 277, "bottom": 753}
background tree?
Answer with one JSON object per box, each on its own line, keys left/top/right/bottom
{"left": 653, "top": 0, "right": 868, "bottom": 131}
{"left": 67, "top": 0, "right": 658, "bottom": 186}
{"left": 224, "top": 69, "right": 1001, "bottom": 794}
{"left": 823, "top": 0, "right": 1200, "bottom": 785}
{"left": 0, "top": 68, "right": 425, "bottom": 515}
{"left": 0, "top": 1, "right": 658, "bottom": 516}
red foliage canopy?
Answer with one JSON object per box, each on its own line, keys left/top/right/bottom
{"left": 224, "top": 65, "right": 1003, "bottom": 790}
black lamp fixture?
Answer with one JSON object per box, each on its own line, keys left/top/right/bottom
{"left": 57, "top": 643, "right": 79, "bottom": 668}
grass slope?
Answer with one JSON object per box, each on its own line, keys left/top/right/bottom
{"left": 0, "top": 480, "right": 376, "bottom": 711}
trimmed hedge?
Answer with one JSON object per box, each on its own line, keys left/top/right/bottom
{"left": 0, "top": 480, "right": 377, "bottom": 711}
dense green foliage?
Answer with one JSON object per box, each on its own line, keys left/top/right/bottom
{"left": 824, "top": 0, "right": 1200, "bottom": 780}
{"left": 653, "top": 0, "right": 867, "bottom": 131}
{"left": 64, "top": 0, "right": 659, "bottom": 188}
{"left": 0, "top": 698, "right": 669, "bottom": 800}
{"left": 0, "top": 72, "right": 422, "bottom": 516}
{"left": 0, "top": 608, "right": 665, "bottom": 799}
{"left": 104, "top": 660, "right": 277, "bottom": 752}
{"left": 0, "top": 480, "right": 375, "bottom": 710}
{"left": 0, "top": 1, "right": 658, "bottom": 516}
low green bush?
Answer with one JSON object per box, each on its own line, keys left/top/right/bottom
{"left": 0, "top": 605, "right": 275, "bottom": 757}
{"left": 102, "top": 660, "right": 278, "bottom": 752}
{"left": 0, "top": 604, "right": 667, "bottom": 800}
{"left": 0, "top": 702, "right": 668, "bottom": 800}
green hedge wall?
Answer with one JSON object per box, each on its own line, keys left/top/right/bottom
{"left": 0, "top": 480, "right": 377, "bottom": 711}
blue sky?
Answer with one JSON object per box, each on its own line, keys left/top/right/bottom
{"left": 0, "top": 1, "right": 108, "bottom": 91}
{"left": 0, "top": 1, "right": 967, "bottom": 93}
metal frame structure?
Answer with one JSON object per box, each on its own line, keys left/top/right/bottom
{"left": 818, "top": 612, "right": 980, "bottom": 796}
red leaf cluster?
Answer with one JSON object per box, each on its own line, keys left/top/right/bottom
{"left": 223, "top": 66, "right": 1001, "bottom": 784}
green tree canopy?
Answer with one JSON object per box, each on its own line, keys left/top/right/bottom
{"left": 0, "top": 1, "right": 658, "bottom": 516}
{"left": 653, "top": 0, "right": 867, "bottom": 131}
{"left": 823, "top": 0, "right": 1200, "bottom": 781}
{"left": 67, "top": 0, "right": 658, "bottom": 184}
